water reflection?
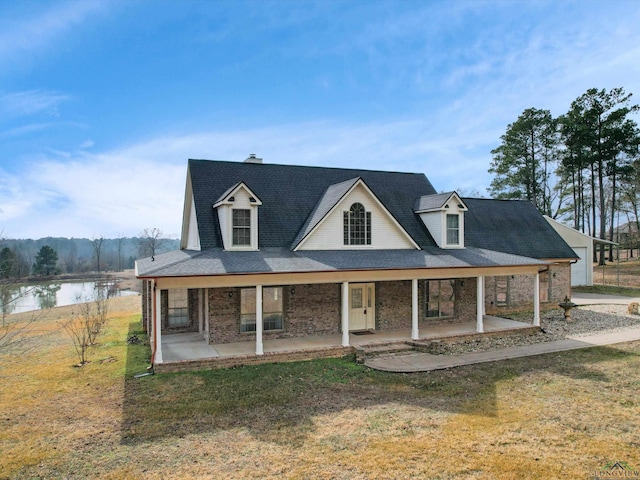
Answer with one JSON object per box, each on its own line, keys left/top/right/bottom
{"left": 33, "top": 284, "right": 62, "bottom": 310}
{"left": 0, "top": 280, "right": 137, "bottom": 315}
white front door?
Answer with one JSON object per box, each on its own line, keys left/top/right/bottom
{"left": 349, "top": 283, "right": 375, "bottom": 331}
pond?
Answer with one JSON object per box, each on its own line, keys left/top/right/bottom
{"left": 1, "top": 280, "right": 139, "bottom": 315}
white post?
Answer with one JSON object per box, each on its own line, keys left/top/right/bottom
{"left": 204, "top": 288, "right": 209, "bottom": 342}
{"left": 411, "top": 279, "right": 419, "bottom": 340}
{"left": 154, "top": 283, "right": 163, "bottom": 363}
{"left": 198, "top": 289, "right": 203, "bottom": 336}
{"left": 482, "top": 276, "right": 486, "bottom": 315}
{"left": 341, "top": 282, "right": 350, "bottom": 347}
{"left": 256, "top": 285, "right": 264, "bottom": 355}
{"left": 476, "top": 276, "right": 484, "bottom": 333}
{"left": 533, "top": 273, "right": 541, "bottom": 327}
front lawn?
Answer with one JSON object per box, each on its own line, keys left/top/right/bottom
{"left": 1, "top": 300, "right": 639, "bottom": 479}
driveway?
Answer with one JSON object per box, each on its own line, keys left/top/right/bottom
{"left": 571, "top": 292, "right": 640, "bottom": 305}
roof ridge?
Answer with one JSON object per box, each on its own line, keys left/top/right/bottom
{"left": 188, "top": 158, "right": 425, "bottom": 176}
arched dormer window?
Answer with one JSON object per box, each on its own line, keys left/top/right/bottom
{"left": 343, "top": 202, "right": 371, "bottom": 245}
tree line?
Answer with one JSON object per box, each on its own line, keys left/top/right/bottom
{"left": 488, "top": 87, "right": 640, "bottom": 264}
{"left": 0, "top": 228, "right": 178, "bottom": 280}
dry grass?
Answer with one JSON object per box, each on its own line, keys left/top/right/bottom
{"left": 2, "top": 295, "right": 640, "bottom": 479}
{"left": 592, "top": 257, "right": 640, "bottom": 290}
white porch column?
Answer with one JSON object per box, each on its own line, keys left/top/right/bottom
{"left": 341, "top": 282, "right": 350, "bottom": 347}
{"left": 204, "top": 288, "right": 210, "bottom": 341}
{"left": 255, "top": 285, "right": 264, "bottom": 355}
{"left": 476, "top": 276, "right": 484, "bottom": 333}
{"left": 482, "top": 276, "right": 486, "bottom": 315}
{"left": 198, "top": 289, "right": 204, "bottom": 336}
{"left": 154, "top": 282, "right": 163, "bottom": 364}
{"left": 411, "top": 278, "right": 419, "bottom": 340}
{"left": 533, "top": 272, "right": 541, "bottom": 327}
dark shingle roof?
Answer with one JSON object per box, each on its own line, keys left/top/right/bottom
{"left": 136, "top": 246, "right": 547, "bottom": 278}
{"left": 414, "top": 192, "right": 454, "bottom": 212}
{"left": 291, "top": 177, "right": 360, "bottom": 249}
{"left": 188, "top": 159, "right": 438, "bottom": 250}
{"left": 463, "top": 198, "right": 578, "bottom": 259}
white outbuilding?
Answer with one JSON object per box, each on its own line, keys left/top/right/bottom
{"left": 544, "top": 216, "right": 618, "bottom": 287}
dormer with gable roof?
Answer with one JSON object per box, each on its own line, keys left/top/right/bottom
{"left": 293, "top": 177, "right": 419, "bottom": 251}
{"left": 213, "top": 181, "right": 262, "bottom": 250}
{"left": 414, "top": 192, "right": 468, "bottom": 249}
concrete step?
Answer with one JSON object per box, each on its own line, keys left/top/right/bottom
{"left": 354, "top": 342, "right": 415, "bottom": 363}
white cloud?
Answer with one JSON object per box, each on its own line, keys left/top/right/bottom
{"left": 0, "top": 1, "right": 107, "bottom": 64}
{"left": 0, "top": 90, "right": 70, "bottom": 117}
{"left": 0, "top": 116, "right": 497, "bottom": 239}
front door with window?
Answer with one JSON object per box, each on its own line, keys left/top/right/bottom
{"left": 349, "top": 283, "right": 375, "bottom": 331}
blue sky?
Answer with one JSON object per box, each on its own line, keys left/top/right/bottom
{"left": 1, "top": 0, "right": 639, "bottom": 240}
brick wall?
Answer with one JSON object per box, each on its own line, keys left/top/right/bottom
{"left": 196, "top": 268, "right": 571, "bottom": 345}
{"left": 417, "top": 279, "right": 477, "bottom": 327}
{"left": 141, "top": 279, "right": 150, "bottom": 334}
{"left": 376, "top": 281, "right": 412, "bottom": 329}
{"left": 208, "top": 283, "right": 342, "bottom": 344}
{"left": 485, "top": 263, "right": 571, "bottom": 314}
{"left": 208, "top": 287, "right": 241, "bottom": 343}
{"left": 285, "top": 283, "right": 341, "bottom": 336}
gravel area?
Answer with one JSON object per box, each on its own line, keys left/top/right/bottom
{"left": 424, "top": 304, "right": 640, "bottom": 355}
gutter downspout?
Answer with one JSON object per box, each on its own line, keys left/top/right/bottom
{"left": 150, "top": 279, "right": 157, "bottom": 367}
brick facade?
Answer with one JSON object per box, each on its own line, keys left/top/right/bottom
{"left": 285, "top": 283, "right": 341, "bottom": 336}
{"left": 485, "top": 262, "right": 571, "bottom": 314}
{"left": 376, "top": 281, "right": 412, "bottom": 330}
{"left": 143, "top": 264, "right": 572, "bottom": 344}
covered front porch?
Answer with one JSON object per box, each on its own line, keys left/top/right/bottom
{"left": 156, "top": 315, "right": 537, "bottom": 372}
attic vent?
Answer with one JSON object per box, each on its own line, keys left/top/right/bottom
{"left": 244, "top": 154, "right": 263, "bottom": 164}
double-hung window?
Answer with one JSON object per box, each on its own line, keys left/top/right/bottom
{"left": 425, "top": 280, "right": 454, "bottom": 318}
{"left": 232, "top": 209, "right": 251, "bottom": 246}
{"left": 168, "top": 288, "right": 189, "bottom": 327}
{"left": 240, "top": 287, "right": 284, "bottom": 332}
{"left": 446, "top": 214, "right": 460, "bottom": 246}
{"left": 343, "top": 203, "right": 371, "bottom": 246}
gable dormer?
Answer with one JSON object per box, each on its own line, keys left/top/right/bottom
{"left": 293, "top": 177, "right": 419, "bottom": 251}
{"left": 213, "top": 182, "right": 262, "bottom": 250}
{"left": 415, "top": 192, "right": 467, "bottom": 249}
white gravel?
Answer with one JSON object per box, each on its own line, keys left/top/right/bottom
{"left": 425, "top": 304, "right": 640, "bottom": 355}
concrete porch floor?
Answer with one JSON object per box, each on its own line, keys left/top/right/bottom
{"left": 160, "top": 316, "right": 534, "bottom": 363}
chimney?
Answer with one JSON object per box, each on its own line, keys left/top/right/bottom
{"left": 244, "top": 154, "right": 263, "bottom": 164}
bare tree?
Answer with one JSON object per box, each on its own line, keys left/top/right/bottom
{"left": 61, "top": 279, "right": 114, "bottom": 366}
{"left": 91, "top": 236, "right": 105, "bottom": 273}
{"left": 116, "top": 233, "right": 126, "bottom": 272}
{"left": 138, "top": 228, "right": 167, "bottom": 259}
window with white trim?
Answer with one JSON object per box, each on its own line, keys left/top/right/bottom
{"left": 343, "top": 202, "right": 371, "bottom": 245}
{"left": 232, "top": 209, "right": 251, "bottom": 246}
{"left": 168, "top": 288, "right": 189, "bottom": 327}
{"left": 425, "top": 280, "right": 454, "bottom": 318}
{"left": 446, "top": 214, "right": 460, "bottom": 245}
{"left": 240, "top": 287, "right": 284, "bottom": 332}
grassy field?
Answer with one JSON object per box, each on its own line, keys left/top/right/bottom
{"left": 1, "top": 296, "right": 640, "bottom": 479}
{"left": 591, "top": 257, "right": 640, "bottom": 291}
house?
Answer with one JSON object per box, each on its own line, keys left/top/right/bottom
{"left": 136, "top": 157, "right": 577, "bottom": 370}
